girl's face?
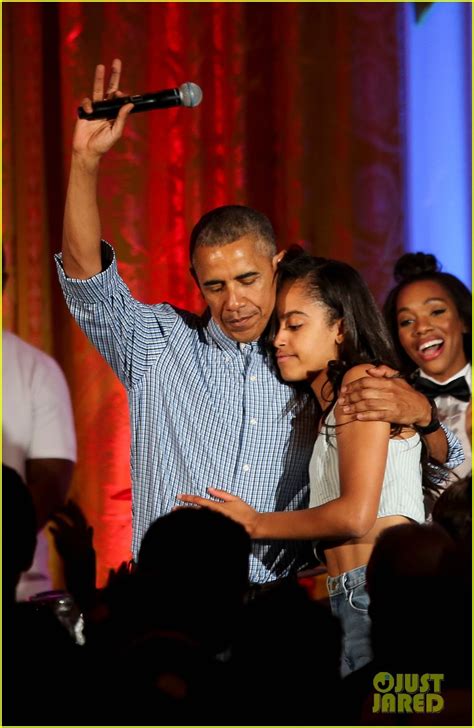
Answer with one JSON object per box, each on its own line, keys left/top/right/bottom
{"left": 274, "top": 280, "right": 343, "bottom": 394}
{"left": 396, "top": 279, "right": 467, "bottom": 381}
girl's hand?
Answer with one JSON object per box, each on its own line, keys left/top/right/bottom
{"left": 177, "top": 488, "right": 259, "bottom": 537}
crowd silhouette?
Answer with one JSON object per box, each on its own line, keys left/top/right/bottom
{"left": 3, "top": 462, "right": 471, "bottom": 726}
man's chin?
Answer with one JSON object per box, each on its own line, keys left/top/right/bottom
{"left": 222, "top": 316, "right": 265, "bottom": 343}
{"left": 228, "top": 329, "right": 259, "bottom": 344}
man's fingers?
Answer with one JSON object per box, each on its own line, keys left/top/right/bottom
{"left": 92, "top": 64, "right": 106, "bottom": 101}
{"left": 341, "top": 378, "right": 409, "bottom": 404}
{"left": 92, "top": 59, "right": 122, "bottom": 103}
{"left": 355, "top": 410, "right": 392, "bottom": 422}
{"left": 110, "top": 103, "right": 134, "bottom": 137}
{"left": 340, "top": 376, "right": 380, "bottom": 395}
{"left": 365, "top": 364, "right": 400, "bottom": 378}
{"left": 340, "top": 388, "right": 394, "bottom": 406}
{"left": 80, "top": 96, "right": 93, "bottom": 114}
{"left": 105, "top": 58, "right": 122, "bottom": 98}
{"left": 343, "top": 397, "right": 394, "bottom": 411}
{"left": 343, "top": 376, "right": 398, "bottom": 392}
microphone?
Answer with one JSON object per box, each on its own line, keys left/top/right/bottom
{"left": 78, "top": 82, "right": 203, "bottom": 120}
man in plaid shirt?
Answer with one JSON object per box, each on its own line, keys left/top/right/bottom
{"left": 57, "top": 60, "right": 462, "bottom": 588}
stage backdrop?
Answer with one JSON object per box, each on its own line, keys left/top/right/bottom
{"left": 3, "top": 2, "right": 406, "bottom": 585}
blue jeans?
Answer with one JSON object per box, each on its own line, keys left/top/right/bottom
{"left": 327, "top": 564, "right": 373, "bottom": 678}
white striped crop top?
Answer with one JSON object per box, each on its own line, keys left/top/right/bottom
{"left": 309, "top": 407, "right": 425, "bottom": 523}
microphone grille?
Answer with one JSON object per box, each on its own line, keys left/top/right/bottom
{"left": 179, "top": 82, "right": 203, "bottom": 108}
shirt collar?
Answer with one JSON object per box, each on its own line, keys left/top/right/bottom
{"left": 418, "top": 362, "right": 471, "bottom": 391}
{"left": 206, "top": 314, "right": 264, "bottom": 356}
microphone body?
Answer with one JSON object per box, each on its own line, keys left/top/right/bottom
{"left": 78, "top": 82, "right": 202, "bottom": 120}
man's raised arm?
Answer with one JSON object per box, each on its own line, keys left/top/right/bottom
{"left": 62, "top": 59, "right": 133, "bottom": 279}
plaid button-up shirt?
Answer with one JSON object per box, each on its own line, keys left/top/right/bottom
{"left": 56, "top": 244, "right": 317, "bottom": 583}
{"left": 56, "top": 244, "right": 463, "bottom": 581}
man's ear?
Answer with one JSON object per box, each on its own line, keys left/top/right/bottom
{"left": 272, "top": 250, "right": 285, "bottom": 271}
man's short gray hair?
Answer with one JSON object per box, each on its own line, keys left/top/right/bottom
{"left": 189, "top": 205, "right": 277, "bottom": 264}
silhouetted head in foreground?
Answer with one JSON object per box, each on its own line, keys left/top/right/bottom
{"left": 134, "top": 507, "right": 251, "bottom": 652}
{"left": 366, "top": 521, "right": 470, "bottom": 685}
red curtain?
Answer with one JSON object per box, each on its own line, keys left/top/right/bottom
{"left": 3, "top": 2, "right": 405, "bottom": 585}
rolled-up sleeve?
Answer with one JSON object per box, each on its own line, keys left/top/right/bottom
{"left": 55, "top": 241, "right": 178, "bottom": 389}
{"left": 440, "top": 422, "right": 464, "bottom": 471}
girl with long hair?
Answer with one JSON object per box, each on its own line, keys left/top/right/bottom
{"left": 180, "top": 247, "right": 428, "bottom": 676}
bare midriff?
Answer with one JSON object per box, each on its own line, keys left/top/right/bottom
{"left": 324, "top": 515, "right": 413, "bottom": 577}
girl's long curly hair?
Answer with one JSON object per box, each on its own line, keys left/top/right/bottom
{"left": 272, "top": 246, "right": 447, "bottom": 495}
{"left": 274, "top": 246, "right": 400, "bottom": 416}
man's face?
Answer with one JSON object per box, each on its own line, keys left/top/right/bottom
{"left": 192, "top": 234, "right": 283, "bottom": 343}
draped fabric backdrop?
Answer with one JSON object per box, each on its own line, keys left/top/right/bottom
{"left": 3, "top": 2, "right": 406, "bottom": 585}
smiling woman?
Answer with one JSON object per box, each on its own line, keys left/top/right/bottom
{"left": 384, "top": 253, "right": 471, "bottom": 378}
{"left": 396, "top": 279, "right": 467, "bottom": 381}
{"left": 383, "top": 252, "right": 472, "bottom": 482}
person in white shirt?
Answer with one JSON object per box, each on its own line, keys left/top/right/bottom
{"left": 3, "top": 259, "right": 77, "bottom": 600}
{"left": 383, "top": 252, "right": 471, "bottom": 486}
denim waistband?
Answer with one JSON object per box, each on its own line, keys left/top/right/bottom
{"left": 326, "top": 564, "right": 367, "bottom": 597}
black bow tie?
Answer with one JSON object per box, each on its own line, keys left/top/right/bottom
{"left": 414, "top": 375, "right": 471, "bottom": 403}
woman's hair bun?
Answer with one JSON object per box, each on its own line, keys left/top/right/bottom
{"left": 393, "top": 252, "right": 441, "bottom": 283}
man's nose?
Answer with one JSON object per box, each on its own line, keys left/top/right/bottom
{"left": 224, "top": 287, "right": 243, "bottom": 310}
